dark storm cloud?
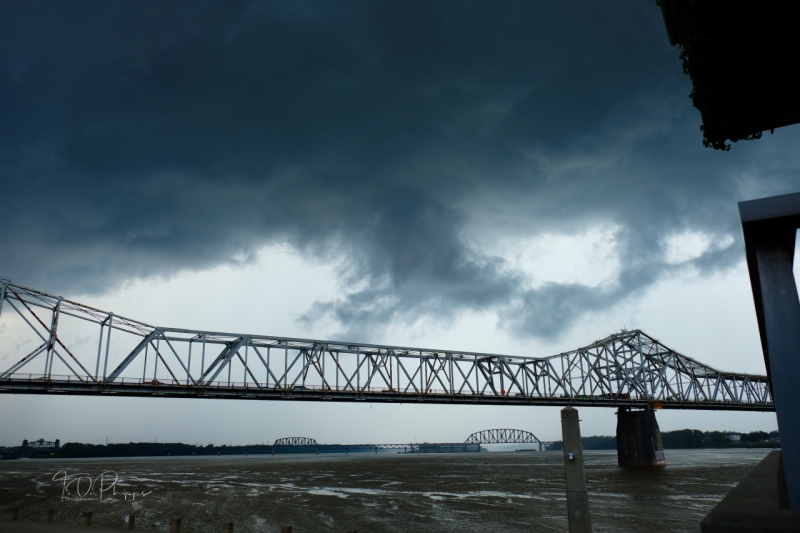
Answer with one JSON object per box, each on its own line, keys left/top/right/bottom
{"left": 1, "top": 1, "right": 799, "bottom": 339}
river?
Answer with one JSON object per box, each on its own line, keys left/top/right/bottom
{"left": 0, "top": 448, "right": 769, "bottom": 532}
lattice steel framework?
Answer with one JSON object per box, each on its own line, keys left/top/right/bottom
{"left": 273, "top": 437, "right": 318, "bottom": 446}
{"left": 465, "top": 429, "right": 542, "bottom": 445}
{"left": 269, "top": 441, "right": 475, "bottom": 452}
{"left": 22, "top": 438, "right": 60, "bottom": 449}
{"left": 0, "top": 281, "right": 773, "bottom": 410}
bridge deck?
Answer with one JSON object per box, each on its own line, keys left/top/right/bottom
{"left": 0, "top": 375, "right": 772, "bottom": 411}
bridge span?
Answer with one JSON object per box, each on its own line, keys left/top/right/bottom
{"left": 0, "top": 281, "right": 772, "bottom": 411}
{"left": 269, "top": 429, "right": 552, "bottom": 454}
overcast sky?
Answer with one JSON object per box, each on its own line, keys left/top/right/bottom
{"left": 1, "top": 1, "right": 798, "bottom": 447}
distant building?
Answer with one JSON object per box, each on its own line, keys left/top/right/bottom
{"left": 727, "top": 435, "right": 741, "bottom": 442}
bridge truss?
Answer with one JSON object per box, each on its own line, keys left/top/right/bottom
{"left": 271, "top": 440, "right": 422, "bottom": 452}
{"left": 273, "top": 437, "right": 318, "bottom": 446}
{"left": 270, "top": 429, "right": 551, "bottom": 452}
{"left": 466, "top": 429, "right": 547, "bottom": 445}
{"left": 0, "top": 281, "right": 773, "bottom": 411}
{"left": 465, "top": 429, "right": 553, "bottom": 451}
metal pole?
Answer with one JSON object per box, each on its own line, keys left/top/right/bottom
{"left": 143, "top": 344, "right": 148, "bottom": 381}
{"left": 154, "top": 335, "right": 159, "bottom": 381}
{"left": 187, "top": 340, "right": 192, "bottom": 386}
{"left": 244, "top": 343, "right": 248, "bottom": 384}
{"left": 420, "top": 351, "right": 424, "bottom": 392}
{"left": 561, "top": 406, "right": 592, "bottom": 533}
{"left": 476, "top": 358, "right": 479, "bottom": 393}
{"left": 449, "top": 354, "right": 453, "bottom": 394}
{"left": 102, "top": 314, "right": 113, "bottom": 382}
{"left": 201, "top": 335, "right": 206, "bottom": 383}
{"left": 638, "top": 333, "right": 649, "bottom": 399}
{"left": 95, "top": 319, "right": 106, "bottom": 381}
{"left": 499, "top": 358, "right": 505, "bottom": 396}
{"left": 46, "top": 298, "right": 61, "bottom": 378}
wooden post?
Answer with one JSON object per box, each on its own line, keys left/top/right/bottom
{"left": 125, "top": 514, "right": 136, "bottom": 530}
{"left": 82, "top": 512, "right": 93, "bottom": 526}
{"left": 561, "top": 406, "right": 592, "bottom": 533}
{"left": 171, "top": 518, "right": 182, "bottom": 533}
{"left": 10, "top": 508, "right": 19, "bottom": 521}
{"left": 281, "top": 527, "right": 293, "bottom": 533}
{"left": 223, "top": 523, "right": 234, "bottom": 533}
{"left": 46, "top": 509, "right": 55, "bottom": 522}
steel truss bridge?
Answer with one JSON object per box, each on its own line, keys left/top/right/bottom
{"left": 274, "top": 437, "right": 318, "bottom": 446}
{"left": 271, "top": 436, "right": 462, "bottom": 453}
{"left": 271, "top": 428, "right": 549, "bottom": 452}
{"left": 465, "top": 429, "right": 551, "bottom": 447}
{"left": 0, "top": 281, "right": 773, "bottom": 411}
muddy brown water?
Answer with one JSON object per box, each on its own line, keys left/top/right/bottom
{"left": 0, "top": 449, "right": 769, "bottom": 533}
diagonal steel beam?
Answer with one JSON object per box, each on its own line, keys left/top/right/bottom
{"left": 201, "top": 337, "right": 247, "bottom": 385}
{"left": 107, "top": 330, "right": 160, "bottom": 383}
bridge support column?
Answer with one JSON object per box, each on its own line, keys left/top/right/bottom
{"left": 616, "top": 407, "right": 665, "bottom": 467}
{"left": 561, "top": 406, "right": 592, "bottom": 533}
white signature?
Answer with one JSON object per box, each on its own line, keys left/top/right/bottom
{"left": 52, "top": 470, "right": 153, "bottom": 501}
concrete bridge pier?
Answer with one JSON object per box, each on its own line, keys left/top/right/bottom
{"left": 616, "top": 407, "right": 666, "bottom": 467}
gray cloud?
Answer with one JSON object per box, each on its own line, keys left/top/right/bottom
{"left": 2, "top": 0, "right": 799, "bottom": 341}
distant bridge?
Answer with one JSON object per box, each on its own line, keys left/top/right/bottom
{"left": 273, "top": 437, "right": 318, "bottom": 446}
{"left": 465, "top": 429, "right": 552, "bottom": 448}
{"left": 270, "top": 437, "right": 467, "bottom": 453}
{"left": 270, "top": 429, "right": 553, "bottom": 453}
{"left": 0, "top": 281, "right": 773, "bottom": 411}
{"left": 0, "top": 438, "right": 61, "bottom": 459}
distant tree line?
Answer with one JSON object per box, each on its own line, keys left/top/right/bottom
{"left": 1, "top": 442, "right": 275, "bottom": 460}
{"left": 545, "top": 429, "right": 779, "bottom": 451}
{"left": 2, "top": 429, "right": 780, "bottom": 459}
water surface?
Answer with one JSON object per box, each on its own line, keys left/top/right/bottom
{"left": 0, "top": 449, "right": 769, "bottom": 532}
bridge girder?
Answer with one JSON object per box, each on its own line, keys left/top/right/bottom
{"left": 0, "top": 281, "right": 773, "bottom": 411}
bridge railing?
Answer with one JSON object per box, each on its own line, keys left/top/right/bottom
{"left": 0, "top": 372, "right": 769, "bottom": 410}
